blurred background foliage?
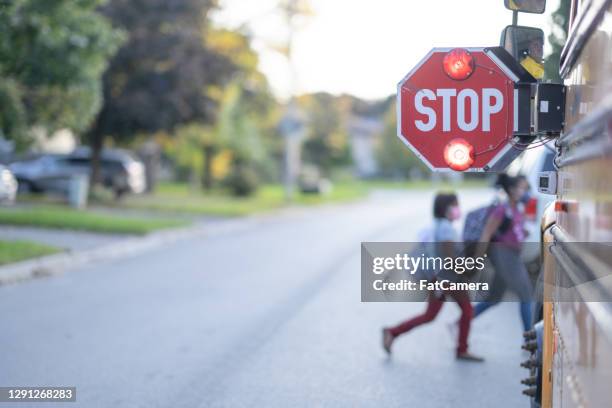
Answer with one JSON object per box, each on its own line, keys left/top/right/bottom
{"left": 0, "top": 0, "right": 488, "bottom": 200}
{"left": 376, "top": 100, "right": 428, "bottom": 180}
{"left": 543, "top": 0, "right": 570, "bottom": 82}
{"left": 0, "top": 0, "right": 123, "bottom": 147}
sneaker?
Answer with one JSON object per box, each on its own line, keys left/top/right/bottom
{"left": 382, "top": 328, "right": 394, "bottom": 355}
{"left": 456, "top": 351, "right": 485, "bottom": 362}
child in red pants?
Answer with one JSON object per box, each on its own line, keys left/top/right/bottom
{"left": 383, "top": 288, "right": 482, "bottom": 360}
{"left": 382, "top": 192, "right": 483, "bottom": 362}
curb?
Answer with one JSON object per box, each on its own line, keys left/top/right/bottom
{"left": 0, "top": 216, "right": 263, "bottom": 286}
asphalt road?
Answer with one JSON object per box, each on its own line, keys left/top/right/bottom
{"left": 0, "top": 189, "right": 528, "bottom": 408}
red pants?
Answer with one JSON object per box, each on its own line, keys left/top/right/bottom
{"left": 389, "top": 290, "right": 473, "bottom": 354}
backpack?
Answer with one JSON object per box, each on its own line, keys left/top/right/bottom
{"left": 462, "top": 203, "right": 512, "bottom": 256}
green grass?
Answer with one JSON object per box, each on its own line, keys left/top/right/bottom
{"left": 112, "top": 182, "right": 368, "bottom": 217}
{"left": 12, "top": 178, "right": 488, "bottom": 223}
{"left": 0, "top": 207, "right": 187, "bottom": 235}
{"left": 110, "top": 178, "right": 488, "bottom": 217}
{"left": 0, "top": 240, "right": 61, "bottom": 265}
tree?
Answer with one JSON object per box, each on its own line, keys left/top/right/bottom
{"left": 298, "top": 92, "right": 351, "bottom": 173}
{"left": 159, "top": 26, "right": 276, "bottom": 192}
{"left": 0, "top": 79, "right": 26, "bottom": 149}
{"left": 203, "top": 28, "right": 276, "bottom": 190}
{"left": 543, "top": 0, "right": 571, "bottom": 82}
{"left": 375, "top": 100, "right": 428, "bottom": 179}
{"left": 88, "top": 0, "right": 240, "bottom": 187}
{"left": 162, "top": 81, "right": 269, "bottom": 194}
{"left": 0, "top": 0, "right": 122, "bottom": 147}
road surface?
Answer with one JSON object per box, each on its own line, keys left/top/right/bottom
{"left": 0, "top": 189, "right": 528, "bottom": 407}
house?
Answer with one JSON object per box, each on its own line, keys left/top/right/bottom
{"left": 349, "top": 115, "right": 383, "bottom": 178}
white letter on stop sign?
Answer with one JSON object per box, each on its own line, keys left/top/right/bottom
{"left": 436, "top": 89, "right": 456, "bottom": 131}
{"left": 414, "top": 89, "right": 436, "bottom": 131}
{"left": 482, "top": 88, "right": 503, "bottom": 131}
{"left": 457, "top": 89, "right": 479, "bottom": 131}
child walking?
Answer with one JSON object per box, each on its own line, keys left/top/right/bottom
{"left": 382, "top": 192, "right": 484, "bottom": 362}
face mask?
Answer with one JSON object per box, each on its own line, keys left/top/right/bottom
{"left": 448, "top": 205, "right": 461, "bottom": 221}
{"left": 519, "top": 191, "right": 531, "bottom": 204}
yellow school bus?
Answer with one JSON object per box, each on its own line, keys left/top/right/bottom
{"left": 529, "top": 0, "right": 612, "bottom": 407}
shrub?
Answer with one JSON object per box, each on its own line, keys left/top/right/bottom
{"left": 223, "top": 164, "right": 258, "bottom": 197}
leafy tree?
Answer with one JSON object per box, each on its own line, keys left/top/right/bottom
{"left": 0, "top": 79, "right": 26, "bottom": 148}
{"left": 159, "top": 26, "right": 276, "bottom": 192}
{"left": 204, "top": 28, "right": 275, "bottom": 190}
{"left": 165, "top": 123, "right": 209, "bottom": 185}
{"left": 0, "top": 0, "right": 122, "bottom": 147}
{"left": 375, "top": 100, "right": 428, "bottom": 179}
{"left": 170, "top": 81, "right": 267, "bottom": 194}
{"left": 88, "top": 0, "right": 241, "bottom": 186}
{"left": 543, "top": 0, "right": 570, "bottom": 82}
{"left": 298, "top": 92, "right": 352, "bottom": 173}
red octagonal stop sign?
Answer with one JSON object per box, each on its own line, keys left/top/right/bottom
{"left": 397, "top": 47, "right": 534, "bottom": 172}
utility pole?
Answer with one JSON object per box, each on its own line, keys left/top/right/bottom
{"left": 278, "top": 0, "right": 311, "bottom": 202}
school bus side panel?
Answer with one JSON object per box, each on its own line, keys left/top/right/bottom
{"left": 549, "top": 1, "right": 612, "bottom": 407}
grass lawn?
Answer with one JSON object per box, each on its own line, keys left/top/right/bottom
{"left": 0, "top": 206, "right": 187, "bottom": 235}
{"left": 115, "top": 183, "right": 370, "bottom": 217}
{"left": 0, "top": 240, "right": 61, "bottom": 266}
{"left": 9, "top": 178, "right": 488, "bottom": 224}
{"left": 112, "top": 178, "right": 487, "bottom": 217}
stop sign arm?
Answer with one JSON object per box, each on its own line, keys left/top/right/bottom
{"left": 485, "top": 46, "right": 536, "bottom": 137}
{"left": 483, "top": 47, "right": 538, "bottom": 172}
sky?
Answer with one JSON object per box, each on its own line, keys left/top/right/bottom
{"left": 213, "top": 0, "right": 558, "bottom": 101}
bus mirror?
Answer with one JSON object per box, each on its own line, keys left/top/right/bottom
{"left": 501, "top": 25, "right": 545, "bottom": 79}
{"left": 504, "top": 0, "right": 546, "bottom": 14}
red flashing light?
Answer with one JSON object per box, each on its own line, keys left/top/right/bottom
{"left": 555, "top": 200, "right": 578, "bottom": 213}
{"left": 443, "top": 48, "right": 475, "bottom": 80}
{"left": 524, "top": 198, "right": 538, "bottom": 221}
{"left": 444, "top": 138, "right": 474, "bottom": 171}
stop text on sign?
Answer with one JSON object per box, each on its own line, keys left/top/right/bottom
{"left": 414, "top": 88, "right": 504, "bottom": 133}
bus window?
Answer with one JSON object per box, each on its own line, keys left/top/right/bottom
{"left": 501, "top": 25, "right": 545, "bottom": 79}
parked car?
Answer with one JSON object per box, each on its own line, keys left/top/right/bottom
{"left": 506, "top": 143, "right": 556, "bottom": 267}
{"left": 10, "top": 148, "right": 145, "bottom": 197}
{"left": 69, "top": 147, "right": 146, "bottom": 196}
{"left": 0, "top": 164, "right": 18, "bottom": 204}
{"left": 10, "top": 154, "right": 73, "bottom": 194}
{"left": 299, "top": 164, "right": 332, "bottom": 195}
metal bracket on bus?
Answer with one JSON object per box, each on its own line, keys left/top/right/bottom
{"left": 534, "top": 83, "right": 566, "bottom": 135}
